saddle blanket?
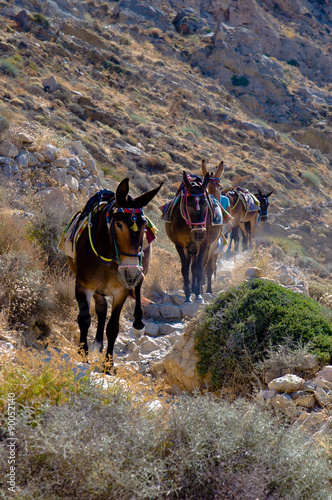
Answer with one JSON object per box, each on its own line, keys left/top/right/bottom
{"left": 58, "top": 202, "right": 108, "bottom": 260}
{"left": 160, "top": 193, "right": 230, "bottom": 226}
{"left": 230, "top": 186, "right": 260, "bottom": 212}
{"left": 58, "top": 201, "right": 157, "bottom": 262}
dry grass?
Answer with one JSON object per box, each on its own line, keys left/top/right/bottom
{"left": 143, "top": 247, "right": 182, "bottom": 297}
{"left": 0, "top": 349, "right": 331, "bottom": 500}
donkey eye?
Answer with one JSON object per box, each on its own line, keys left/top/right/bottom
{"left": 116, "top": 222, "right": 123, "bottom": 230}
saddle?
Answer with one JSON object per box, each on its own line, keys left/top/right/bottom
{"left": 229, "top": 186, "right": 260, "bottom": 212}
{"left": 160, "top": 191, "right": 227, "bottom": 226}
{"left": 59, "top": 189, "right": 157, "bottom": 261}
{"left": 58, "top": 201, "right": 111, "bottom": 260}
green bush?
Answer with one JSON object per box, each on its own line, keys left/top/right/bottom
{"left": 31, "top": 13, "right": 50, "bottom": 28}
{"left": 287, "top": 59, "right": 299, "bottom": 67}
{"left": 194, "top": 279, "right": 332, "bottom": 391}
{"left": 302, "top": 170, "right": 321, "bottom": 187}
{"left": 28, "top": 207, "right": 69, "bottom": 268}
{"left": 231, "top": 75, "right": 250, "bottom": 87}
{"left": 0, "top": 58, "right": 19, "bottom": 77}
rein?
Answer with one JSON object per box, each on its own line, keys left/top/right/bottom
{"left": 88, "top": 204, "right": 145, "bottom": 266}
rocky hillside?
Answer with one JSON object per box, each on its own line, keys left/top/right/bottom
{"left": 0, "top": 0, "right": 331, "bottom": 268}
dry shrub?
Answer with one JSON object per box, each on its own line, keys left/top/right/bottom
{"left": 0, "top": 211, "right": 36, "bottom": 257}
{"left": 0, "top": 251, "right": 53, "bottom": 331}
{"left": 137, "top": 155, "right": 167, "bottom": 173}
{"left": 0, "top": 383, "right": 331, "bottom": 500}
{"left": 255, "top": 339, "right": 316, "bottom": 382}
{"left": 143, "top": 247, "right": 182, "bottom": 297}
{"left": 0, "top": 346, "right": 86, "bottom": 414}
{"left": 309, "top": 279, "right": 332, "bottom": 310}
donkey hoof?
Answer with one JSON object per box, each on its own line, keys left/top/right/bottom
{"left": 195, "top": 295, "right": 204, "bottom": 303}
{"left": 90, "top": 341, "right": 103, "bottom": 353}
{"left": 132, "top": 326, "right": 145, "bottom": 338}
{"left": 104, "top": 364, "right": 117, "bottom": 376}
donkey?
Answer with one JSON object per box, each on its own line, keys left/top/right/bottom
{"left": 163, "top": 171, "right": 221, "bottom": 301}
{"left": 202, "top": 159, "right": 273, "bottom": 253}
{"left": 225, "top": 186, "right": 273, "bottom": 252}
{"left": 65, "top": 178, "right": 162, "bottom": 367}
{"left": 201, "top": 159, "right": 230, "bottom": 284}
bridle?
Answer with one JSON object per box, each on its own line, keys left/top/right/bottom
{"left": 258, "top": 196, "right": 269, "bottom": 218}
{"left": 180, "top": 189, "right": 209, "bottom": 229}
{"left": 88, "top": 203, "right": 146, "bottom": 266}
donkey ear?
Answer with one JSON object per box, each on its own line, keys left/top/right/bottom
{"left": 116, "top": 178, "right": 130, "bottom": 205}
{"left": 257, "top": 187, "right": 263, "bottom": 196}
{"left": 202, "top": 172, "right": 210, "bottom": 190}
{"left": 183, "top": 171, "right": 192, "bottom": 190}
{"left": 201, "top": 159, "right": 208, "bottom": 177}
{"left": 215, "top": 160, "right": 224, "bottom": 178}
{"left": 134, "top": 182, "right": 163, "bottom": 208}
{"left": 266, "top": 190, "right": 274, "bottom": 198}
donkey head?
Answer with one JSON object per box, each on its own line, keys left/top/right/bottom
{"left": 183, "top": 171, "right": 210, "bottom": 243}
{"left": 202, "top": 159, "right": 224, "bottom": 199}
{"left": 113, "top": 178, "right": 162, "bottom": 288}
{"left": 255, "top": 188, "right": 274, "bottom": 222}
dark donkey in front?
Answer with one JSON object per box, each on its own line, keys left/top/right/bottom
{"left": 163, "top": 171, "right": 221, "bottom": 302}
{"left": 66, "top": 178, "right": 162, "bottom": 367}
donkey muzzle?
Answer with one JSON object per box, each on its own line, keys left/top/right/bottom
{"left": 192, "top": 227, "right": 206, "bottom": 243}
{"left": 118, "top": 265, "right": 144, "bottom": 289}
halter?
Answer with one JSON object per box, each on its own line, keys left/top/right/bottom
{"left": 88, "top": 203, "right": 145, "bottom": 266}
{"left": 180, "top": 189, "right": 208, "bottom": 228}
{"left": 259, "top": 196, "right": 269, "bottom": 218}
{"left": 210, "top": 176, "right": 221, "bottom": 187}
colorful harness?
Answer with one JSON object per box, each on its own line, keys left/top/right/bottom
{"left": 229, "top": 186, "right": 260, "bottom": 223}
{"left": 179, "top": 190, "right": 208, "bottom": 229}
{"left": 59, "top": 197, "right": 157, "bottom": 266}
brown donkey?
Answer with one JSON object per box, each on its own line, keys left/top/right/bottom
{"left": 201, "top": 159, "right": 229, "bottom": 283}
{"left": 226, "top": 186, "right": 273, "bottom": 252}
{"left": 162, "top": 171, "right": 221, "bottom": 301}
{"left": 202, "top": 159, "right": 273, "bottom": 252}
{"left": 65, "top": 178, "right": 162, "bottom": 366}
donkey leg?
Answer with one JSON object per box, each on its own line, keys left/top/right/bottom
{"left": 206, "top": 259, "right": 214, "bottom": 294}
{"left": 91, "top": 292, "right": 107, "bottom": 353}
{"left": 249, "top": 212, "right": 258, "bottom": 249}
{"left": 75, "top": 284, "right": 93, "bottom": 357}
{"left": 191, "top": 256, "right": 197, "bottom": 294}
{"left": 232, "top": 226, "right": 240, "bottom": 252}
{"left": 105, "top": 295, "right": 127, "bottom": 371}
{"left": 176, "top": 244, "right": 191, "bottom": 302}
{"left": 193, "top": 253, "right": 204, "bottom": 301}
{"left": 133, "top": 282, "right": 145, "bottom": 337}
{"left": 241, "top": 222, "right": 250, "bottom": 251}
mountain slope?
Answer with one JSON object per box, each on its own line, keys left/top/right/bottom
{"left": 0, "top": 0, "right": 331, "bottom": 268}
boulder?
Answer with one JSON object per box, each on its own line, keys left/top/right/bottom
{"left": 314, "top": 386, "right": 332, "bottom": 407}
{"left": 268, "top": 374, "right": 305, "bottom": 393}
{"left": 34, "top": 187, "right": 67, "bottom": 211}
{"left": 173, "top": 8, "right": 208, "bottom": 35}
{"left": 314, "top": 366, "right": 332, "bottom": 383}
{"left": 113, "top": 0, "right": 174, "bottom": 32}
{"left": 43, "top": 76, "right": 59, "bottom": 93}
{"left": 271, "top": 393, "right": 298, "bottom": 416}
{"left": 162, "top": 334, "right": 203, "bottom": 392}
{"left": 0, "top": 140, "right": 18, "bottom": 158}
